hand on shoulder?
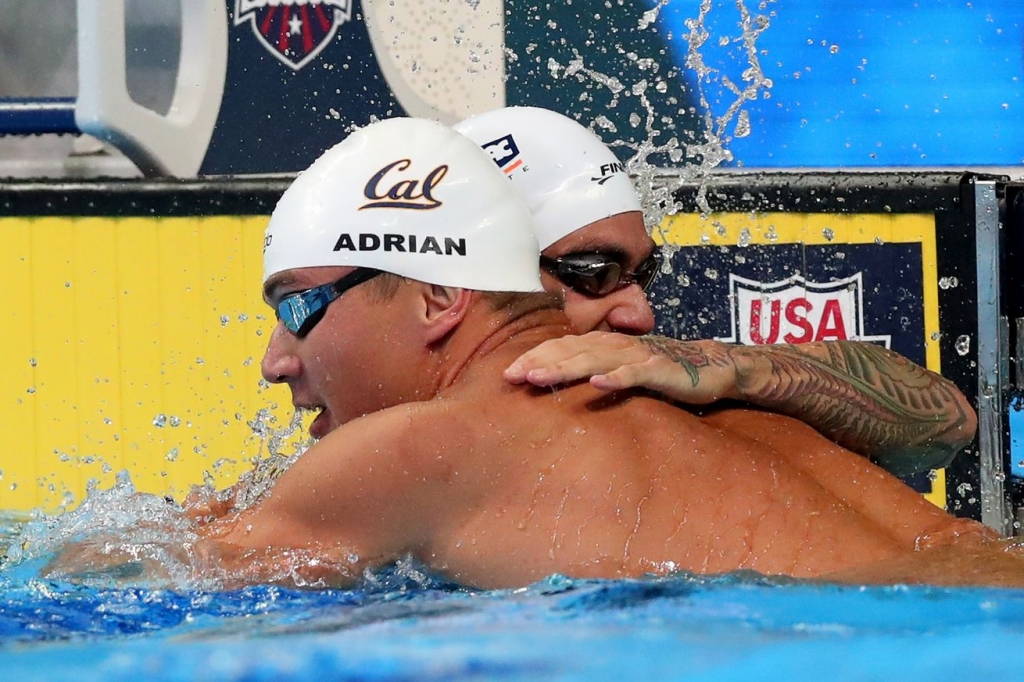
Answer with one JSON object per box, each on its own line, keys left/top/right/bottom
{"left": 504, "top": 331, "right": 658, "bottom": 387}
{"left": 503, "top": 332, "right": 741, "bottom": 405}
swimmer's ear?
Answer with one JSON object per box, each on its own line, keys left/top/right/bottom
{"left": 420, "top": 284, "right": 473, "bottom": 344}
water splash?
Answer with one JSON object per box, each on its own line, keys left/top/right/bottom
{"left": 5, "top": 471, "right": 202, "bottom": 587}
{"left": 539, "top": 0, "right": 775, "bottom": 239}
{"left": 185, "top": 407, "right": 313, "bottom": 518}
{"left": 2, "top": 402, "right": 317, "bottom": 589}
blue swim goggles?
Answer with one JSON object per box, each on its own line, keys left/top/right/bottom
{"left": 275, "top": 268, "right": 384, "bottom": 338}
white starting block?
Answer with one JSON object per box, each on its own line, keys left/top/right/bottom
{"left": 75, "top": 0, "right": 228, "bottom": 177}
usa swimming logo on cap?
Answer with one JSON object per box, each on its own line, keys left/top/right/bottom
{"left": 479, "top": 134, "right": 527, "bottom": 176}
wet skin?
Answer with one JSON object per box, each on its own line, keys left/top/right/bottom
{"left": 174, "top": 215, "right": 974, "bottom": 581}
{"left": 194, "top": 283, "right": 1007, "bottom": 590}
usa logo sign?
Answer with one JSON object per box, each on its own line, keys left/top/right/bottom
{"left": 721, "top": 272, "right": 892, "bottom": 348}
{"left": 235, "top": 0, "right": 353, "bottom": 71}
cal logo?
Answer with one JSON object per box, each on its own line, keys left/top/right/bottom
{"left": 480, "top": 134, "right": 525, "bottom": 175}
{"left": 721, "top": 273, "right": 891, "bottom": 348}
{"left": 360, "top": 159, "right": 448, "bottom": 210}
{"left": 234, "top": 0, "right": 353, "bottom": 71}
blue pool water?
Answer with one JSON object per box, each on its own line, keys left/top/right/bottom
{"left": 2, "top": 511, "right": 1024, "bottom": 682}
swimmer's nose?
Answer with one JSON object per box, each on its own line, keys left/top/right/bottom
{"left": 261, "top": 323, "right": 301, "bottom": 384}
{"left": 604, "top": 284, "right": 656, "bottom": 335}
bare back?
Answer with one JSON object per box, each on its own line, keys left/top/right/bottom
{"left": 413, "top": 344, "right": 988, "bottom": 588}
{"left": 205, "top": 322, "right": 1006, "bottom": 590}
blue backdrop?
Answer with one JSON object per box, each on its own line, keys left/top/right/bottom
{"left": 651, "top": 0, "right": 1024, "bottom": 167}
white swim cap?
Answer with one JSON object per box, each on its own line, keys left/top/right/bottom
{"left": 263, "top": 117, "right": 543, "bottom": 293}
{"left": 454, "top": 106, "right": 642, "bottom": 249}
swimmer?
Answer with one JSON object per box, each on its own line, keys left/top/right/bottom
{"left": 61, "top": 117, "right": 1019, "bottom": 590}
{"left": 454, "top": 107, "right": 976, "bottom": 476}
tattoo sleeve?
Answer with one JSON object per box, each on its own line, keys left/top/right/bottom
{"left": 639, "top": 336, "right": 712, "bottom": 386}
{"left": 640, "top": 336, "right": 977, "bottom": 475}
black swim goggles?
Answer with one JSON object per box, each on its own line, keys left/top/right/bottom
{"left": 274, "top": 268, "right": 383, "bottom": 338}
{"left": 539, "top": 250, "right": 661, "bottom": 297}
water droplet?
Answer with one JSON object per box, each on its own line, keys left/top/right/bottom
{"left": 153, "top": 414, "right": 168, "bottom": 428}
{"left": 734, "top": 110, "right": 751, "bottom": 138}
{"left": 822, "top": 228, "right": 835, "bottom": 241}
{"left": 955, "top": 335, "right": 971, "bottom": 356}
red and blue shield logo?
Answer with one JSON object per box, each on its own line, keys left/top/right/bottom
{"left": 234, "top": 0, "right": 353, "bottom": 71}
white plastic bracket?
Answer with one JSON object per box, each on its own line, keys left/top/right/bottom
{"left": 75, "top": 0, "right": 228, "bottom": 177}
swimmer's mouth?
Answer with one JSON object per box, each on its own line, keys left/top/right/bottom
{"left": 308, "top": 406, "right": 332, "bottom": 439}
{"left": 295, "top": 404, "right": 331, "bottom": 439}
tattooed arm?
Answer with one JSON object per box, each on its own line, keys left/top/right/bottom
{"left": 504, "top": 332, "right": 977, "bottom": 475}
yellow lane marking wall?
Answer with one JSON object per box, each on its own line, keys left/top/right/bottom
{"left": 0, "top": 215, "right": 298, "bottom": 512}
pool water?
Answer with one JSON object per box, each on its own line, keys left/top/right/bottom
{"left": 2, "top": 511, "right": 1023, "bottom": 682}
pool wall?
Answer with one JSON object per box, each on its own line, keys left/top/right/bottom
{"left": 0, "top": 179, "right": 294, "bottom": 511}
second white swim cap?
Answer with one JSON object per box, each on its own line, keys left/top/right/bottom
{"left": 263, "top": 117, "right": 543, "bottom": 293}
{"left": 454, "top": 107, "right": 642, "bottom": 249}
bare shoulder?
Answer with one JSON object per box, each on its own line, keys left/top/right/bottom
{"left": 288, "top": 399, "right": 483, "bottom": 482}
{"left": 224, "top": 399, "right": 482, "bottom": 540}
{"left": 197, "top": 400, "right": 478, "bottom": 578}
